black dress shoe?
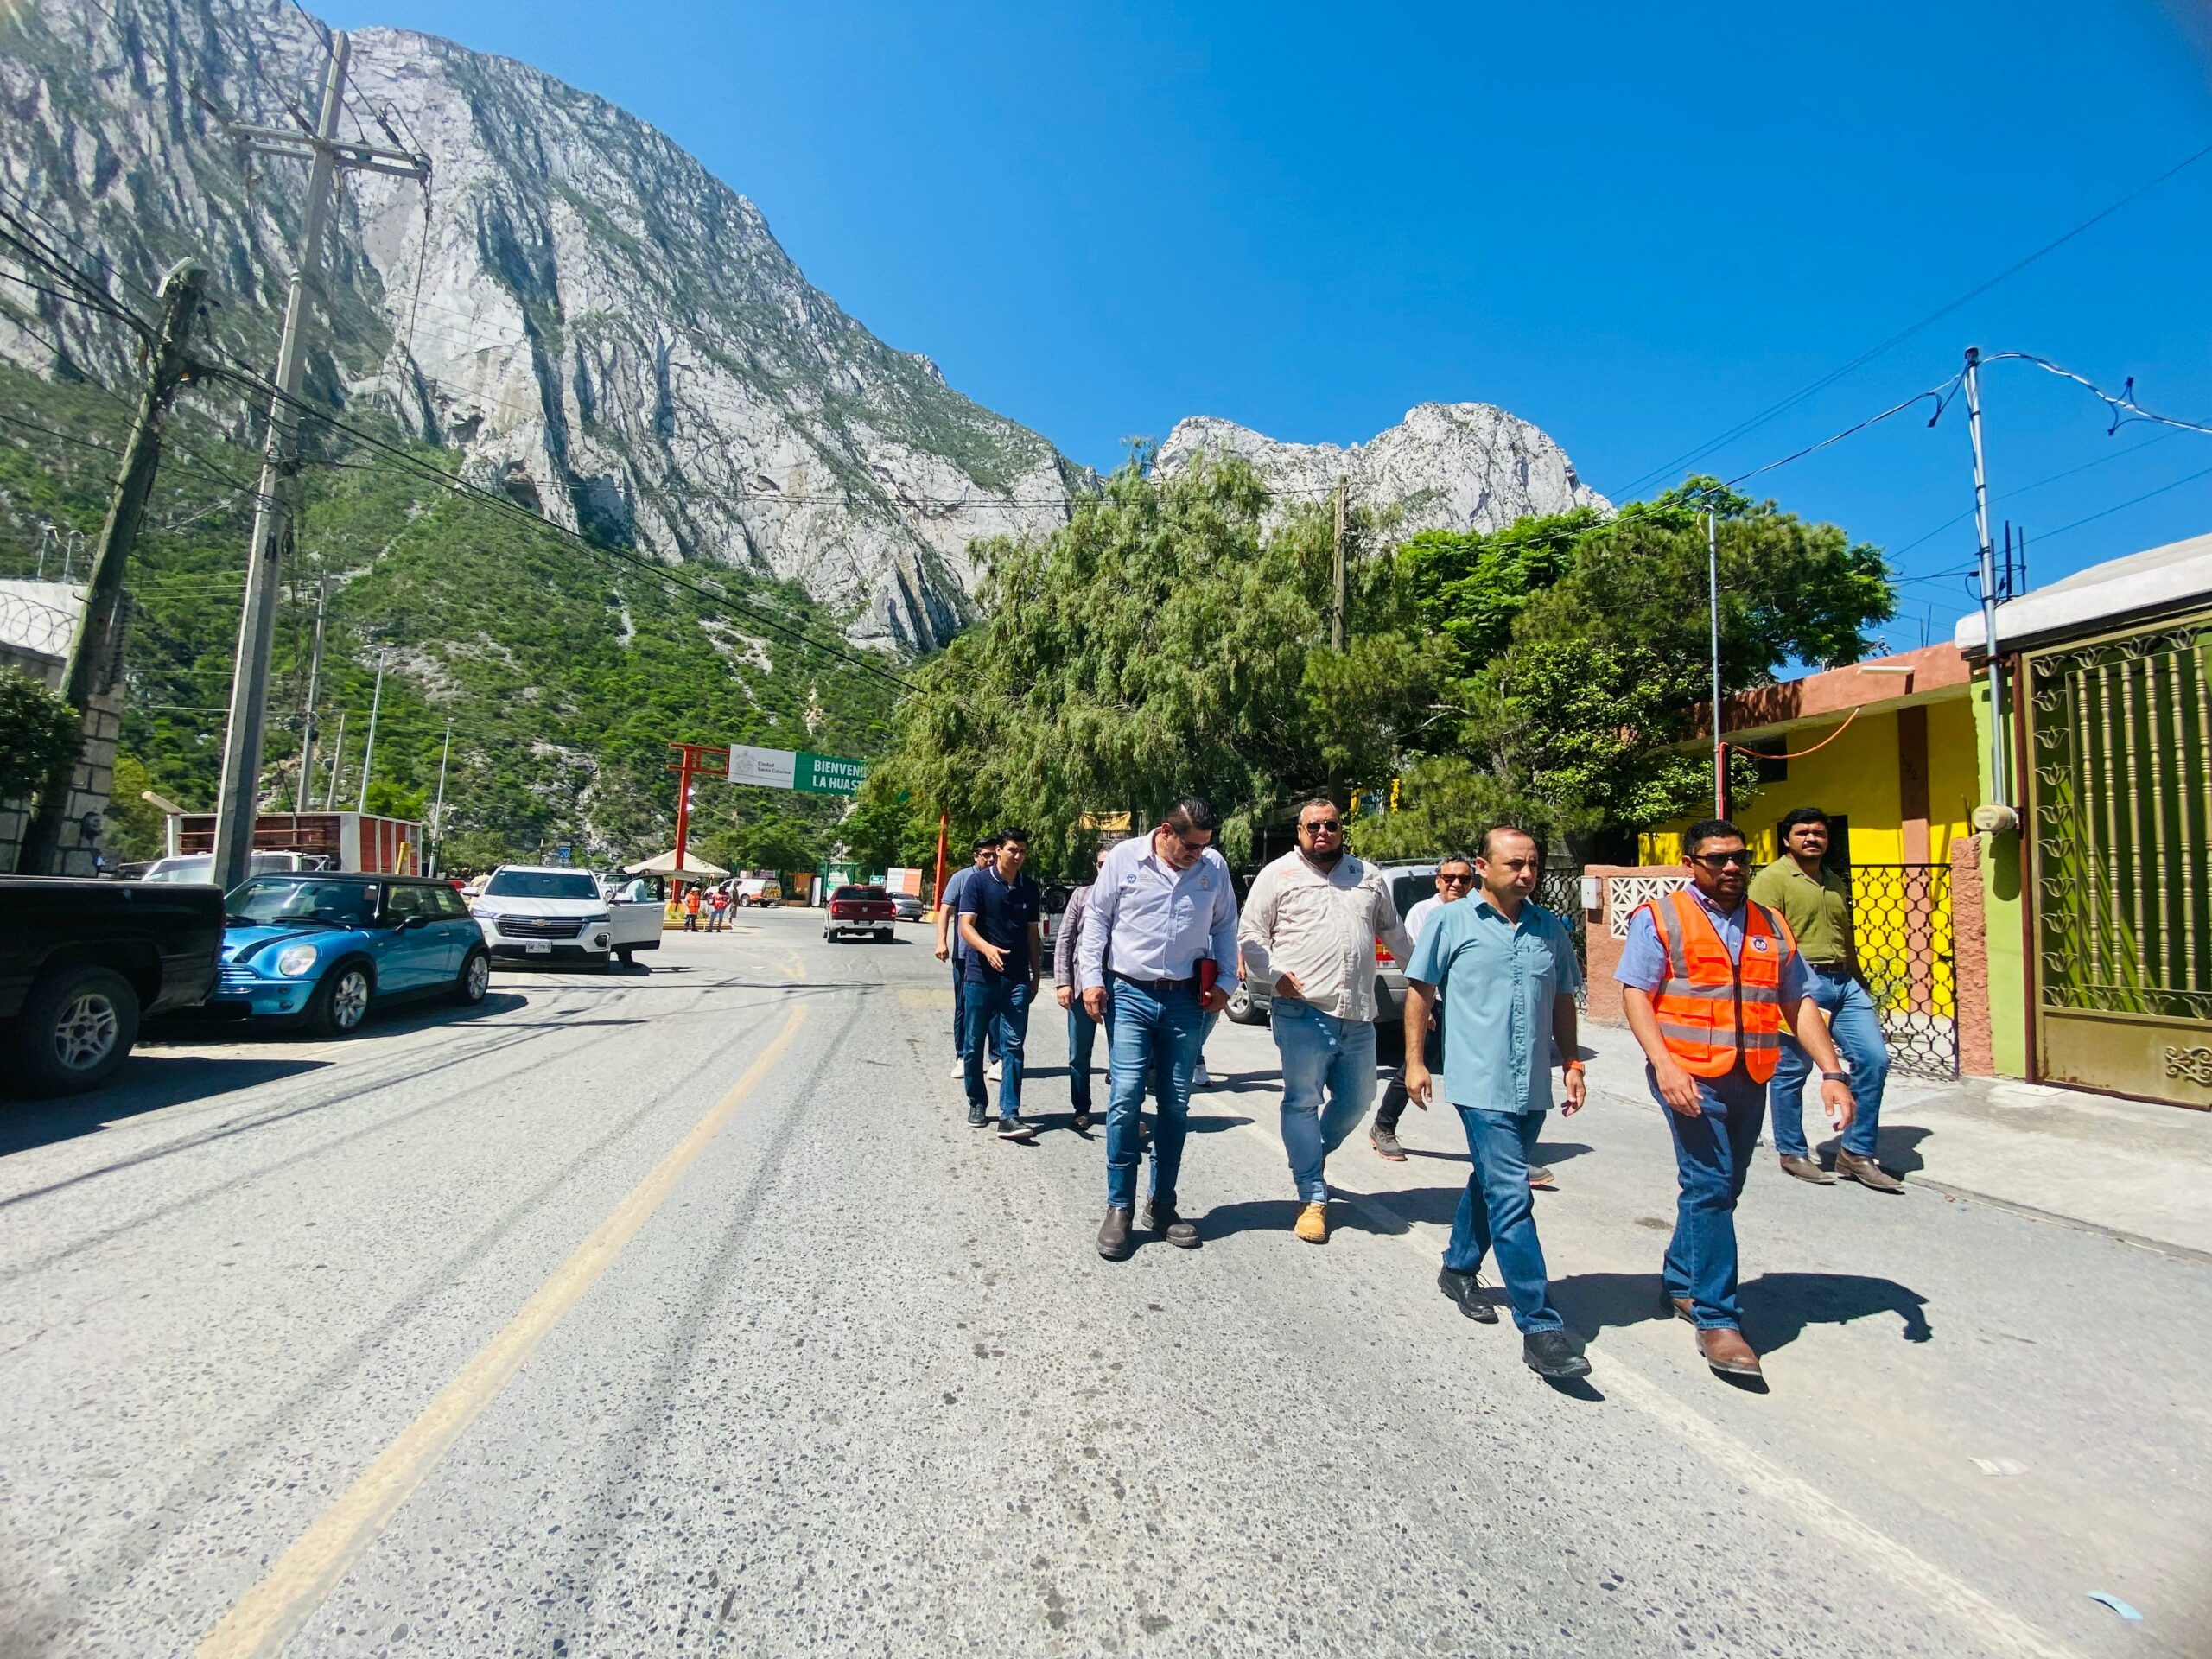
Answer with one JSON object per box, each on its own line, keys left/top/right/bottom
{"left": 1143, "top": 1200, "right": 1199, "bottom": 1248}
{"left": 1096, "top": 1206, "right": 1134, "bottom": 1260}
{"left": 1522, "top": 1329, "right": 1592, "bottom": 1381}
{"left": 1438, "top": 1266, "right": 1500, "bottom": 1323}
{"left": 966, "top": 1105, "right": 988, "bottom": 1128}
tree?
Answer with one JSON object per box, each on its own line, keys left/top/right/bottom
{"left": 0, "top": 670, "right": 78, "bottom": 806}
{"left": 105, "top": 753, "right": 170, "bottom": 861}
{"left": 865, "top": 449, "right": 1400, "bottom": 873}
{"left": 1370, "top": 481, "right": 1892, "bottom": 854}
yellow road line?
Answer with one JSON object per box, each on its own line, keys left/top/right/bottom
{"left": 196, "top": 1005, "right": 812, "bottom": 1659}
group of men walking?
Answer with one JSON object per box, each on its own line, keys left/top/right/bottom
{"left": 928, "top": 797, "right": 1892, "bottom": 1387}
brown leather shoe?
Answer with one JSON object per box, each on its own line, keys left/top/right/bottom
{"left": 1778, "top": 1154, "right": 1835, "bottom": 1185}
{"left": 1667, "top": 1294, "right": 1695, "bottom": 1324}
{"left": 1836, "top": 1151, "right": 1905, "bottom": 1192}
{"left": 1696, "top": 1325, "right": 1763, "bottom": 1377}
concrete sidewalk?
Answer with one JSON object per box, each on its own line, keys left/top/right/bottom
{"left": 1573, "top": 1019, "right": 2212, "bottom": 1259}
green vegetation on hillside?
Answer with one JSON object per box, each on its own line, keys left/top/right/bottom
{"left": 0, "top": 362, "right": 895, "bottom": 868}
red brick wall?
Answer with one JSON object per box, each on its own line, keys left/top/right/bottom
{"left": 1951, "top": 834, "right": 1996, "bottom": 1076}
{"left": 1583, "top": 864, "right": 1688, "bottom": 1026}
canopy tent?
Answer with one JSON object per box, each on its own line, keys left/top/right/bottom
{"left": 621, "top": 849, "right": 730, "bottom": 878}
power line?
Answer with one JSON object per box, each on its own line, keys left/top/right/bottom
{"left": 2026, "top": 459, "right": 2212, "bottom": 546}
{"left": 1605, "top": 137, "right": 2212, "bottom": 501}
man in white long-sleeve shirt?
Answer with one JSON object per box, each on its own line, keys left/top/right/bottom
{"left": 1239, "top": 797, "right": 1414, "bottom": 1243}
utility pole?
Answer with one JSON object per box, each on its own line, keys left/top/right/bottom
{"left": 665, "top": 741, "right": 728, "bottom": 886}
{"left": 355, "top": 658, "right": 384, "bottom": 812}
{"left": 1961, "top": 346, "right": 2011, "bottom": 808}
{"left": 207, "top": 32, "right": 429, "bottom": 889}
{"left": 428, "top": 719, "right": 452, "bottom": 874}
{"left": 1330, "top": 477, "right": 1349, "bottom": 652}
{"left": 1707, "top": 508, "right": 1725, "bottom": 818}
{"left": 294, "top": 569, "right": 327, "bottom": 813}
{"left": 22, "top": 260, "right": 207, "bottom": 874}
{"left": 323, "top": 709, "right": 346, "bottom": 810}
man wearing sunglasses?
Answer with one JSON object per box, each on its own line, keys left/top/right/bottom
{"left": 1617, "top": 819, "right": 1858, "bottom": 1382}
{"left": 1077, "top": 798, "right": 1240, "bottom": 1259}
{"left": 1367, "top": 854, "right": 1476, "bottom": 1160}
{"left": 1239, "top": 797, "right": 1414, "bottom": 1243}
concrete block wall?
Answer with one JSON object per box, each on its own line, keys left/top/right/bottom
{"left": 0, "top": 618, "right": 127, "bottom": 877}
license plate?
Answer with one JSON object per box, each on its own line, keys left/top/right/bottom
{"left": 525, "top": 943, "right": 551, "bottom": 955}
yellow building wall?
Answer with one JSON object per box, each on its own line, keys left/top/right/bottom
{"left": 1636, "top": 696, "right": 1977, "bottom": 1027}
{"left": 1638, "top": 696, "right": 1974, "bottom": 865}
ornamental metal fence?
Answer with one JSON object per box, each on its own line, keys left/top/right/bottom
{"left": 1844, "top": 862, "right": 1959, "bottom": 1079}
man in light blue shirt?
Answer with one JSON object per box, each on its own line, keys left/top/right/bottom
{"left": 1077, "top": 798, "right": 1240, "bottom": 1261}
{"left": 1404, "top": 825, "right": 1590, "bottom": 1382}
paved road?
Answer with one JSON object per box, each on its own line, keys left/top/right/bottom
{"left": 2, "top": 912, "right": 2205, "bottom": 1657}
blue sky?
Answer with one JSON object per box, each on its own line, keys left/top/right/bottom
{"left": 329, "top": 0, "right": 2212, "bottom": 653}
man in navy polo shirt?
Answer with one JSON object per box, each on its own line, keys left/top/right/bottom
{"left": 959, "top": 827, "right": 1046, "bottom": 1140}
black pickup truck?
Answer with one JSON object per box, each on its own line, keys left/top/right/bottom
{"left": 0, "top": 878, "right": 225, "bottom": 1096}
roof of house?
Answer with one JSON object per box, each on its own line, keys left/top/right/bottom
{"left": 1954, "top": 530, "right": 2212, "bottom": 657}
{"left": 1705, "top": 643, "right": 1973, "bottom": 744}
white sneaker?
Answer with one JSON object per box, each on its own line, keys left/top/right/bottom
{"left": 988, "top": 1059, "right": 1003, "bottom": 1081}
{"left": 950, "top": 1061, "right": 966, "bottom": 1078}
{"left": 1193, "top": 1065, "right": 1213, "bottom": 1089}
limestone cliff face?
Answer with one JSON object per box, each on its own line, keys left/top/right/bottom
{"left": 1154, "top": 403, "right": 1609, "bottom": 537}
{"left": 0, "top": 0, "right": 1077, "bottom": 647}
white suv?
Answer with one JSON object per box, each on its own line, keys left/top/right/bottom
{"left": 470, "top": 865, "right": 659, "bottom": 968}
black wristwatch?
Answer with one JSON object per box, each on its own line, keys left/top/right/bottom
{"left": 1820, "top": 1071, "right": 1850, "bottom": 1084}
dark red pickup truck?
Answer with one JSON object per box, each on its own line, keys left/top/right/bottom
{"left": 823, "top": 883, "right": 896, "bottom": 944}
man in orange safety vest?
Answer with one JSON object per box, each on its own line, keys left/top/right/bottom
{"left": 1617, "top": 817, "right": 1858, "bottom": 1382}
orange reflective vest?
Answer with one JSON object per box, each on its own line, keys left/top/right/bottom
{"left": 1637, "top": 888, "right": 1798, "bottom": 1082}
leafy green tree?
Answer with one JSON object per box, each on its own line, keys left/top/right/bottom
{"left": 866, "top": 449, "right": 1398, "bottom": 873}
{"left": 105, "top": 753, "right": 170, "bottom": 861}
{"left": 0, "top": 671, "right": 78, "bottom": 805}
{"left": 1363, "top": 481, "right": 1892, "bottom": 855}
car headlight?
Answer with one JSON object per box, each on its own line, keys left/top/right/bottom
{"left": 275, "top": 942, "right": 320, "bottom": 977}
{"left": 584, "top": 912, "right": 610, "bottom": 925}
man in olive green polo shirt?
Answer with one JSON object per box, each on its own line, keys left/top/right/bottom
{"left": 1746, "top": 808, "right": 1903, "bottom": 1192}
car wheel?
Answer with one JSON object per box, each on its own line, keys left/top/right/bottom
{"left": 307, "top": 962, "right": 373, "bottom": 1038}
{"left": 450, "top": 947, "right": 492, "bottom": 1006}
{"left": 1226, "top": 983, "right": 1265, "bottom": 1026}
{"left": 10, "top": 963, "right": 139, "bottom": 1096}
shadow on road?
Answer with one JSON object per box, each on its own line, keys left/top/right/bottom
{"left": 1201, "top": 1197, "right": 1404, "bottom": 1241}
{"left": 1868, "top": 1123, "right": 1936, "bottom": 1173}
{"left": 0, "top": 1054, "right": 329, "bottom": 1156}
{"left": 1548, "top": 1268, "right": 1934, "bottom": 1353}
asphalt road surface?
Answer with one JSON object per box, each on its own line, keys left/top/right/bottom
{"left": 2, "top": 912, "right": 2206, "bottom": 1658}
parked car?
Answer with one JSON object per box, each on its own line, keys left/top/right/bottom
{"left": 1221, "top": 860, "right": 1440, "bottom": 1059}
{"left": 734, "top": 876, "right": 783, "bottom": 908}
{"left": 1037, "top": 882, "right": 1075, "bottom": 955}
{"left": 0, "top": 877, "right": 225, "bottom": 1094}
{"left": 889, "top": 890, "right": 925, "bottom": 922}
{"left": 823, "top": 883, "right": 896, "bottom": 943}
{"left": 470, "top": 864, "right": 659, "bottom": 967}
{"left": 211, "top": 872, "right": 489, "bottom": 1035}
{"left": 140, "top": 850, "right": 324, "bottom": 884}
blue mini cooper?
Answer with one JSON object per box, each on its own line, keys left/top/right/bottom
{"left": 215, "top": 873, "right": 491, "bottom": 1036}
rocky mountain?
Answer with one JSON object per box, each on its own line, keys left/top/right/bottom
{"left": 1155, "top": 403, "right": 1609, "bottom": 538}
{"left": 0, "top": 0, "right": 1077, "bottom": 647}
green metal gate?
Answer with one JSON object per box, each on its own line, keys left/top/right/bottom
{"left": 2024, "top": 608, "right": 2212, "bottom": 1106}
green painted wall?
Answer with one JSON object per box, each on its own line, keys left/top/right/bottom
{"left": 1971, "top": 676, "right": 2029, "bottom": 1077}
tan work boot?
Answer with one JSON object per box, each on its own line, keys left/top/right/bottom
{"left": 1294, "top": 1200, "right": 1328, "bottom": 1243}
{"left": 1696, "top": 1325, "right": 1763, "bottom": 1378}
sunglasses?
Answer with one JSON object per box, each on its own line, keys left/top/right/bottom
{"left": 1435, "top": 871, "right": 1473, "bottom": 886}
{"left": 1690, "top": 849, "right": 1753, "bottom": 868}
{"left": 1166, "top": 830, "right": 1211, "bottom": 856}
{"left": 1301, "top": 819, "right": 1343, "bottom": 834}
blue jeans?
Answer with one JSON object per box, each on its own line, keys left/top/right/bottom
{"left": 1445, "top": 1108, "right": 1563, "bottom": 1334}
{"left": 951, "top": 957, "right": 1000, "bottom": 1062}
{"left": 1273, "top": 1001, "right": 1377, "bottom": 1203}
{"left": 1067, "top": 999, "right": 1099, "bottom": 1110}
{"left": 1103, "top": 977, "right": 1202, "bottom": 1210}
{"left": 963, "top": 976, "right": 1031, "bottom": 1118}
{"left": 1770, "top": 969, "right": 1888, "bottom": 1159}
{"left": 1656, "top": 1065, "right": 1767, "bottom": 1330}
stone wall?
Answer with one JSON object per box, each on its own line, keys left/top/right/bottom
{"left": 0, "top": 623, "right": 127, "bottom": 878}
